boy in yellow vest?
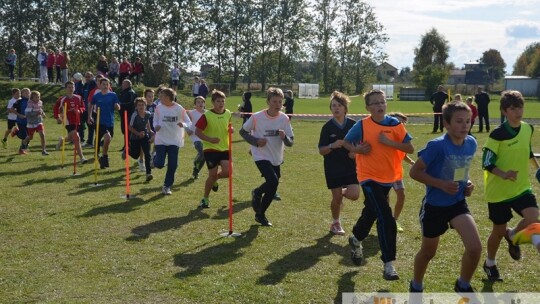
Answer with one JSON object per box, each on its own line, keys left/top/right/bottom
{"left": 343, "top": 89, "right": 414, "bottom": 280}
{"left": 481, "top": 90, "right": 540, "bottom": 281}
{"left": 195, "top": 90, "right": 232, "bottom": 208}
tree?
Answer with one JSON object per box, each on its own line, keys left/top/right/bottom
{"left": 412, "top": 28, "right": 450, "bottom": 96}
{"left": 480, "top": 49, "right": 506, "bottom": 84}
{"left": 312, "top": 0, "right": 339, "bottom": 93}
{"left": 512, "top": 42, "right": 540, "bottom": 75}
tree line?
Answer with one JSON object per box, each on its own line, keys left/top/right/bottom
{"left": 0, "top": 0, "right": 388, "bottom": 93}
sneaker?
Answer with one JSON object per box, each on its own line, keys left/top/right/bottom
{"left": 212, "top": 182, "right": 219, "bottom": 192}
{"left": 138, "top": 159, "right": 145, "bottom": 172}
{"left": 81, "top": 142, "right": 90, "bottom": 148}
{"left": 251, "top": 189, "right": 262, "bottom": 213}
{"left": 2, "top": 139, "right": 6, "bottom": 149}
{"left": 505, "top": 229, "right": 521, "bottom": 260}
{"left": 55, "top": 137, "right": 63, "bottom": 151}
{"left": 383, "top": 263, "right": 399, "bottom": 281}
{"left": 82, "top": 142, "right": 94, "bottom": 149}
{"left": 41, "top": 150, "right": 49, "bottom": 156}
{"left": 513, "top": 222, "right": 540, "bottom": 245}
{"left": 483, "top": 262, "right": 502, "bottom": 281}
{"left": 396, "top": 221, "right": 404, "bottom": 233}
{"left": 273, "top": 192, "right": 282, "bottom": 201}
{"left": 162, "top": 186, "right": 172, "bottom": 195}
{"left": 348, "top": 236, "right": 363, "bottom": 266}
{"left": 191, "top": 172, "right": 199, "bottom": 180}
{"left": 18, "top": 149, "right": 27, "bottom": 155}
{"left": 454, "top": 279, "right": 474, "bottom": 293}
{"left": 80, "top": 158, "right": 88, "bottom": 164}
{"left": 409, "top": 280, "right": 423, "bottom": 293}
{"left": 146, "top": 174, "right": 153, "bottom": 182}
{"left": 330, "top": 222, "right": 345, "bottom": 235}
{"left": 10, "top": 127, "right": 19, "bottom": 137}
{"left": 99, "top": 155, "right": 109, "bottom": 169}
{"left": 198, "top": 198, "right": 210, "bottom": 208}
{"left": 255, "top": 214, "right": 272, "bottom": 226}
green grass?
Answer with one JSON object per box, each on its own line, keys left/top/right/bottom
{"left": 1, "top": 84, "right": 540, "bottom": 302}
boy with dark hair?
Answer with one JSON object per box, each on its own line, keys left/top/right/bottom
{"left": 481, "top": 90, "right": 540, "bottom": 281}
{"left": 12, "top": 88, "right": 30, "bottom": 154}
{"left": 186, "top": 96, "right": 206, "bottom": 179}
{"left": 2, "top": 88, "right": 20, "bottom": 148}
{"left": 343, "top": 89, "right": 414, "bottom": 280}
{"left": 125, "top": 97, "right": 154, "bottom": 181}
{"left": 195, "top": 89, "right": 231, "bottom": 208}
{"left": 409, "top": 102, "right": 481, "bottom": 293}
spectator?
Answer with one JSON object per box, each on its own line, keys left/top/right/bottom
{"left": 61, "top": 51, "right": 70, "bottom": 83}
{"left": 5, "top": 49, "right": 16, "bottom": 81}
{"left": 96, "top": 55, "right": 108, "bottom": 76}
{"left": 192, "top": 76, "right": 200, "bottom": 97}
{"left": 199, "top": 79, "right": 209, "bottom": 99}
{"left": 284, "top": 90, "right": 294, "bottom": 119}
{"left": 119, "top": 58, "right": 131, "bottom": 84}
{"left": 238, "top": 91, "right": 252, "bottom": 124}
{"left": 119, "top": 79, "right": 137, "bottom": 151}
{"left": 55, "top": 49, "right": 63, "bottom": 83}
{"left": 474, "top": 87, "right": 490, "bottom": 132}
{"left": 430, "top": 85, "right": 449, "bottom": 133}
{"left": 170, "top": 63, "right": 181, "bottom": 91}
{"left": 46, "top": 49, "right": 55, "bottom": 84}
{"left": 37, "top": 47, "right": 48, "bottom": 84}
{"left": 108, "top": 57, "right": 119, "bottom": 84}
{"left": 129, "top": 57, "right": 144, "bottom": 85}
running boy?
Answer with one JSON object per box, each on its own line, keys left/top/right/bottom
{"left": 409, "top": 102, "right": 481, "bottom": 293}
{"left": 481, "top": 90, "right": 540, "bottom": 281}
{"left": 125, "top": 97, "right": 154, "bottom": 182}
{"left": 12, "top": 88, "right": 30, "bottom": 154}
{"left": 240, "top": 87, "right": 294, "bottom": 226}
{"left": 23, "top": 91, "right": 48, "bottom": 155}
{"left": 2, "top": 88, "right": 20, "bottom": 148}
{"left": 153, "top": 88, "right": 191, "bottom": 195}
{"left": 53, "top": 81, "right": 87, "bottom": 163}
{"left": 186, "top": 96, "right": 206, "bottom": 179}
{"left": 195, "top": 89, "right": 232, "bottom": 208}
{"left": 343, "top": 89, "right": 414, "bottom": 280}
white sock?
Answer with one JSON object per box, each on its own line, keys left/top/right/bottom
{"left": 332, "top": 219, "right": 340, "bottom": 224}
{"left": 532, "top": 235, "right": 540, "bottom": 247}
{"left": 485, "top": 258, "right": 496, "bottom": 267}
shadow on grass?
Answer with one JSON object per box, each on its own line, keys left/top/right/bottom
{"left": 173, "top": 225, "right": 259, "bottom": 278}
{"left": 126, "top": 208, "right": 211, "bottom": 241}
{"left": 212, "top": 200, "right": 252, "bottom": 220}
{"left": 77, "top": 196, "right": 148, "bottom": 218}
{"left": 257, "top": 234, "right": 378, "bottom": 286}
{"left": 0, "top": 162, "right": 57, "bottom": 177}
{"left": 334, "top": 270, "right": 358, "bottom": 304}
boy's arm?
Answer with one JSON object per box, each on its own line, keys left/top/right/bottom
{"left": 378, "top": 132, "right": 414, "bottom": 154}
{"left": 282, "top": 134, "right": 293, "bottom": 147}
{"left": 482, "top": 147, "right": 517, "bottom": 181}
{"left": 195, "top": 128, "right": 219, "bottom": 143}
{"left": 239, "top": 128, "right": 260, "bottom": 146}
{"left": 409, "top": 158, "right": 460, "bottom": 195}
{"left": 404, "top": 155, "right": 415, "bottom": 165}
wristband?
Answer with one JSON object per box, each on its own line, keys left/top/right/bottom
{"left": 329, "top": 143, "right": 333, "bottom": 149}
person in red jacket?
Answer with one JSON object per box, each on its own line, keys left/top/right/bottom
{"left": 46, "top": 49, "right": 56, "bottom": 84}
{"left": 53, "top": 81, "right": 87, "bottom": 163}
{"left": 129, "top": 57, "right": 145, "bottom": 85}
{"left": 466, "top": 97, "right": 478, "bottom": 135}
{"left": 55, "top": 50, "right": 64, "bottom": 84}
{"left": 119, "top": 58, "right": 132, "bottom": 84}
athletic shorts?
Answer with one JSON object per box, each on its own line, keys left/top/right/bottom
{"left": 326, "top": 173, "right": 358, "bottom": 189}
{"left": 7, "top": 119, "right": 16, "bottom": 129}
{"left": 65, "top": 125, "right": 77, "bottom": 132}
{"left": 98, "top": 125, "right": 114, "bottom": 139}
{"left": 393, "top": 179, "right": 405, "bottom": 190}
{"left": 420, "top": 199, "right": 470, "bottom": 238}
{"left": 171, "top": 80, "right": 178, "bottom": 86}
{"left": 27, "top": 124, "right": 44, "bottom": 136}
{"left": 488, "top": 193, "right": 538, "bottom": 225}
{"left": 203, "top": 151, "right": 229, "bottom": 169}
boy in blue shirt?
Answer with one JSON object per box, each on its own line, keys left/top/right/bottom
{"left": 409, "top": 102, "right": 481, "bottom": 293}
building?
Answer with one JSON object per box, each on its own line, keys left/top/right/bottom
{"left": 375, "top": 62, "right": 398, "bottom": 81}
{"left": 504, "top": 76, "right": 539, "bottom": 97}
{"left": 448, "top": 69, "right": 466, "bottom": 85}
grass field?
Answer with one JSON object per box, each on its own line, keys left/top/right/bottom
{"left": 1, "top": 84, "right": 540, "bottom": 303}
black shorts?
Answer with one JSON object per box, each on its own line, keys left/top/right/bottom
{"left": 203, "top": 151, "right": 229, "bottom": 169}
{"left": 326, "top": 173, "right": 358, "bottom": 189}
{"left": 171, "top": 80, "right": 178, "bottom": 86}
{"left": 7, "top": 119, "right": 16, "bottom": 129}
{"left": 488, "top": 193, "right": 538, "bottom": 225}
{"left": 98, "top": 125, "right": 114, "bottom": 140}
{"left": 65, "top": 125, "right": 77, "bottom": 132}
{"left": 420, "top": 199, "right": 470, "bottom": 238}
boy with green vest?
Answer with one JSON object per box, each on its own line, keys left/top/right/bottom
{"left": 482, "top": 90, "right": 540, "bottom": 281}
{"left": 195, "top": 90, "right": 232, "bottom": 208}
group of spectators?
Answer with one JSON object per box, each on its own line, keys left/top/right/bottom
{"left": 96, "top": 56, "right": 145, "bottom": 85}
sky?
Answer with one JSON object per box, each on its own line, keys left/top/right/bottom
{"left": 365, "top": 0, "right": 540, "bottom": 74}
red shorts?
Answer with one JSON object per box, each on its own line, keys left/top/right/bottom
{"left": 27, "top": 124, "right": 44, "bottom": 136}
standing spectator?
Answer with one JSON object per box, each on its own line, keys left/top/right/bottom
{"left": 46, "top": 49, "right": 55, "bottom": 84}
{"left": 119, "top": 58, "right": 131, "bottom": 84}
{"left": 37, "top": 47, "right": 48, "bottom": 84}
{"left": 61, "top": 51, "right": 70, "bottom": 83}
{"left": 466, "top": 97, "right": 477, "bottom": 135}
{"left": 119, "top": 79, "right": 137, "bottom": 151}
{"left": 199, "top": 79, "right": 209, "bottom": 99}
{"left": 5, "top": 49, "right": 16, "bottom": 81}
{"left": 73, "top": 73, "right": 84, "bottom": 96}
{"left": 192, "top": 77, "right": 200, "bottom": 97}
{"left": 96, "top": 55, "right": 108, "bottom": 76}
{"left": 55, "top": 49, "right": 63, "bottom": 83}
{"left": 108, "top": 57, "right": 119, "bottom": 84}
{"left": 238, "top": 91, "right": 253, "bottom": 124}
{"left": 475, "top": 87, "right": 491, "bottom": 132}
{"left": 130, "top": 57, "right": 144, "bottom": 85}
{"left": 170, "top": 63, "right": 181, "bottom": 91}
{"left": 284, "top": 90, "right": 294, "bottom": 119}
{"left": 430, "top": 85, "right": 449, "bottom": 133}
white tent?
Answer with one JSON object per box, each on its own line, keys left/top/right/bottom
{"left": 298, "top": 83, "right": 320, "bottom": 99}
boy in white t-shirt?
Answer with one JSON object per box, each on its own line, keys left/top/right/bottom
{"left": 152, "top": 88, "right": 191, "bottom": 195}
{"left": 2, "top": 88, "right": 20, "bottom": 148}
{"left": 240, "top": 87, "right": 294, "bottom": 227}
{"left": 186, "top": 96, "right": 206, "bottom": 179}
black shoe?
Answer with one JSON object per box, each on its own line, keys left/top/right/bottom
{"left": 505, "top": 229, "right": 521, "bottom": 260}
{"left": 348, "top": 236, "right": 363, "bottom": 266}
{"left": 255, "top": 215, "right": 272, "bottom": 227}
{"left": 99, "top": 156, "right": 106, "bottom": 169}
{"left": 454, "top": 280, "right": 474, "bottom": 293}
{"left": 212, "top": 182, "right": 219, "bottom": 192}
{"left": 273, "top": 192, "right": 282, "bottom": 201}
{"left": 483, "top": 262, "right": 502, "bottom": 281}
{"left": 251, "top": 189, "right": 262, "bottom": 213}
